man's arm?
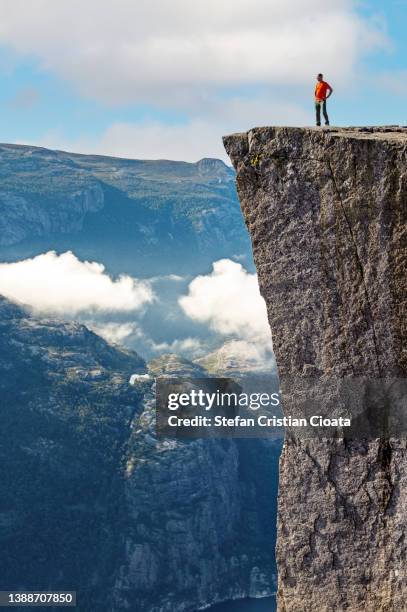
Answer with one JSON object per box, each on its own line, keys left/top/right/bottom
{"left": 326, "top": 84, "right": 333, "bottom": 99}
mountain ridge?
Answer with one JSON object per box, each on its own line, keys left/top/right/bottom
{"left": 3, "top": 142, "right": 232, "bottom": 167}
{"left": 0, "top": 142, "right": 250, "bottom": 276}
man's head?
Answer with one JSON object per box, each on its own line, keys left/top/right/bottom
{"left": 317, "top": 73, "right": 323, "bottom": 82}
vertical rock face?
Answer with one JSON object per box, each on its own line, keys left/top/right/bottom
{"left": 114, "top": 368, "right": 280, "bottom": 611}
{"left": 224, "top": 127, "right": 407, "bottom": 611}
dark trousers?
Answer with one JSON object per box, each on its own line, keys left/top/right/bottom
{"left": 315, "top": 100, "right": 329, "bottom": 125}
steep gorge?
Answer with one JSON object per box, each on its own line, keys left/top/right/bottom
{"left": 224, "top": 127, "right": 407, "bottom": 611}
{"left": 0, "top": 297, "right": 279, "bottom": 611}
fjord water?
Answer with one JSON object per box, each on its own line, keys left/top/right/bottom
{"left": 210, "top": 596, "right": 276, "bottom": 611}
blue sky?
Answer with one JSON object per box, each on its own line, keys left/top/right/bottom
{"left": 0, "top": 0, "right": 406, "bottom": 161}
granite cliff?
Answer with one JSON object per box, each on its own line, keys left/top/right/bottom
{"left": 224, "top": 127, "right": 407, "bottom": 611}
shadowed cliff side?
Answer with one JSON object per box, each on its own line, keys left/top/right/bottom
{"left": 224, "top": 127, "right": 407, "bottom": 611}
{"left": 0, "top": 297, "right": 280, "bottom": 611}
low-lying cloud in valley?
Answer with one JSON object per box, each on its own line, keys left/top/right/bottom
{"left": 0, "top": 251, "right": 154, "bottom": 314}
{"left": 0, "top": 251, "right": 275, "bottom": 370}
{"left": 179, "top": 259, "right": 274, "bottom": 369}
{"left": 179, "top": 259, "right": 271, "bottom": 342}
{"left": 87, "top": 321, "right": 140, "bottom": 345}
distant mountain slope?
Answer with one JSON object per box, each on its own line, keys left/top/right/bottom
{"left": 0, "top": 144, "right": 251, "bottom": 275}
{"left": 0, "top": 298, "right": 279, "bottom": 611}
{"left": 0, "top": 295, "right": 145, "bottom": 611}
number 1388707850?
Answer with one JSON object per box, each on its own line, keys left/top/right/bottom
{"left": 0, "top": 592, "right": 76, "bottom": 607}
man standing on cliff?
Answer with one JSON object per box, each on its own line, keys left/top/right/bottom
{"left": 315, "top": 73, "right": 333, "bottom": 126}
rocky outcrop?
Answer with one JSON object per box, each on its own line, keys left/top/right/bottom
{"left": 148, "top": 352, "right": 207, "bottom": 377}
{"left": 224, "top": 127, "right": 407, "bottom": 611}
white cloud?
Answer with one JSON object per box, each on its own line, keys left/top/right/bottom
{"left": 162, "top": 274, "right": 184, "bottom": 282}
{"left": 179, "top": 259, "right": 271, "bottom": 342}
{"left": 32, "top": 96, "right": 310, "bottom": 162}
{"left": 179, "top": 261, "right": 275, "bottom": 370}
{"left": 0, "top": 251, "right": 154, "bottom": 314}
{"left": 129, "top": 373, "right": 151, "bottom": 385}
{"left": 87, "top": 321, "right": 139, "bottom": 344}
{"left": 85, "top": 95, "right": 310, "bottom": 160}
{"left": 0, "top": 0, "right": 387, "bottom": 107}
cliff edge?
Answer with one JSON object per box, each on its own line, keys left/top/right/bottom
{"left": 224, "top": 126, "right": 407, "bottom": 611}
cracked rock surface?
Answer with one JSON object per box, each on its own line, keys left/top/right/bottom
{"left": 224, "top": 127, "right": 407, "bottom": 611}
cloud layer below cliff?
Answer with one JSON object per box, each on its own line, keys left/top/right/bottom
{"left": 0, "top": 251, "right": 273, "bottom": 369}
{"left": 0, "top": 251, "right": 154, "bottom": 314}
{"left": 179, "top": 259, "right": 271, "bottom": 343}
